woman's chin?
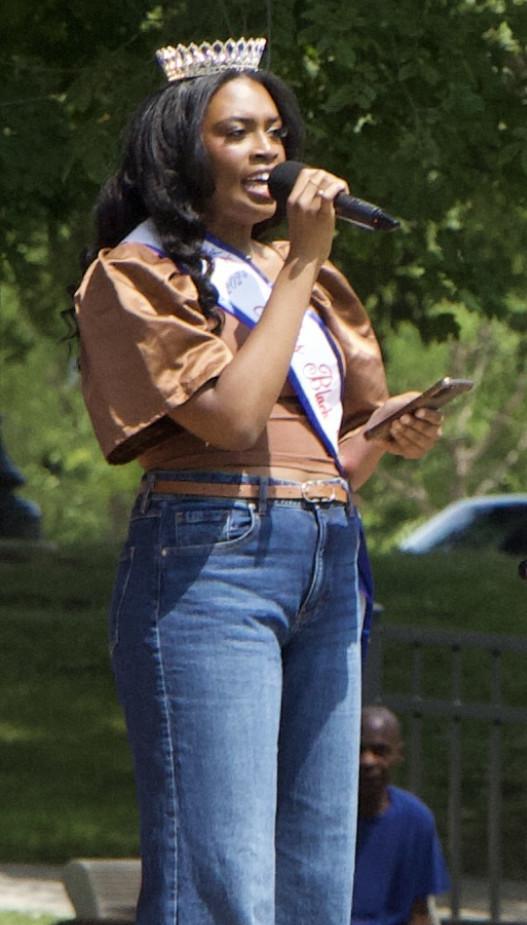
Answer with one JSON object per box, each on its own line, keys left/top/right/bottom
{"left": 244, "top": 197, "right": 277, "bottom": 223}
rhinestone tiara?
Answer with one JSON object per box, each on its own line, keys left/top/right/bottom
{"left": 156, "top": 37, "right": 266, "bottom": 83}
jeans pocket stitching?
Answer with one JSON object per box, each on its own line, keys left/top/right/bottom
{"left": 167, "top": 505, "right": 259, "bottom": 553}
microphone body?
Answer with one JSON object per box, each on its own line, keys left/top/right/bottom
{"left": 268, "top": 161, "right": 400, "bottom": 232}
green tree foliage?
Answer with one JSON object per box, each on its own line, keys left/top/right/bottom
{"left": 1, "top": 282, "right": 140, "bottom": 543}
{"left": 360, "top": 304, "right": 527, "bottom": 549}
{"left": 2, "top": 0, "right": 526, "bottom": 334}
{"left": 1, "top": 0, "right": 526, "bottom": 543}
{"left": 297, "top": 0, "right": 527, "bottom": 336}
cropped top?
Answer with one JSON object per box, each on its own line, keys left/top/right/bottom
{"left": 74, "top": 239, "right": 388, "bottom": 475}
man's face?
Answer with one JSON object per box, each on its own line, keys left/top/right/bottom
{"left": 359, "top": 712, "right": 403, "bottom": 802}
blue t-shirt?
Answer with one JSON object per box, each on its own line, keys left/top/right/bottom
{"left": 351, "top": 785, "right": 450, "bottom": 925}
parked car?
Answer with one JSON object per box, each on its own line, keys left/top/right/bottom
{"left": 399, "top": 494, "right": 527, "bottom": 556}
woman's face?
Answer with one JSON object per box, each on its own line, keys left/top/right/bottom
{"left": 201, "top": 76, "right": 286, "bottom": 235}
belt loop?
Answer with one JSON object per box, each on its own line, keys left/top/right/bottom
{"left": 140, "top": 472, "right": 156, "bottom": 513}
{"left": 258, "top": 477, "right": 269, "bottom": 515}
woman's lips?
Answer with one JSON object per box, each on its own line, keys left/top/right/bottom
{"left": 242, "top": 172, "right": 273, "bottom": 200}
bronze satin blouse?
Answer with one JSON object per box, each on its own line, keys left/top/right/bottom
{"left": 74, "top": 240, "right": 388, "bottom": 474}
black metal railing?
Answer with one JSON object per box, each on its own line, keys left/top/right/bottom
{"left": 363, "top": 620, "right": 527, "bottom": 922}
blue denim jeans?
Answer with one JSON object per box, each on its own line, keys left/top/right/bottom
{"left": 110, "top": 471, "right": 362, "bottom": 925}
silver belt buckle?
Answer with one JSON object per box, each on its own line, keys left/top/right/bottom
{"left": 301, "top": 480, "right": 336, "bottom": 504}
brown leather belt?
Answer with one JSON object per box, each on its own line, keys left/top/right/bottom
{"left": 140, "top": 479, "right": 349, "bottom": 504}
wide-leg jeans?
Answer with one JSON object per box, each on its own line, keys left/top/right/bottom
{"left": 110, "top": 472, "right": 362, "bottom": 925}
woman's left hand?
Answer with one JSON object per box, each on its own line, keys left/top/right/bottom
{"left": 340, "top": 394, "right": 443, "bottom": 489}
{"left": 385, "top": 407, "right": 443, "bottom": 458}
{"left": 370, "top": 392, "right": 443, "bottom": 459}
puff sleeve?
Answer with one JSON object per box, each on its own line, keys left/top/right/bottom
{"left": 75, "top": 243, "right": 233, "bottom": 464}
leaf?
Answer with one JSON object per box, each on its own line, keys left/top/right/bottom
{"left": 322, "top": 85, "right": 359, "bottom": 113}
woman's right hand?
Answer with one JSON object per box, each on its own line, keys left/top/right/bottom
{"left": 170, "top": 167, "right": 349, "bottom": 452}
{"left": 286, "top": 167, "right": 348, "bottom": 266}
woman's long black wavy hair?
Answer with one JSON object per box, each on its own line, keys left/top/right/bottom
{"left": 82, "top": 69, "right": 305, "bottom": 324}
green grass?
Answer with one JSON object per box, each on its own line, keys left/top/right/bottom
{"left": 371, "top": 548, "right": 526, "bottom": 633}
{"left": 1, "top": 543, "right": 526, "bottom": 877}
{"left": 0, "top": 544, "right": 138, "bottom": 863}
{"left": 0, "top": 916, "right": 60, "bottom": 925}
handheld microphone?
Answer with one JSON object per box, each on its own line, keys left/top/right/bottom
{"left": 268, "top": 161, "right": 400, "bottom": 232}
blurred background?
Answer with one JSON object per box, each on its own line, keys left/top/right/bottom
{"left": 1, "top": 1, "right": 526, "bottom": 921}
{"left": 2, "top": 0, "right": 526, "bottom": 549}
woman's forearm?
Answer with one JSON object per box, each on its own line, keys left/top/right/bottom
{"left": 340, "top": 431, "right": 386, "bottom": 489}
{"left": 169, "top": 254, "right": 323, "bottom": 449}
{"left": 170, "top": 167, "right": 350, "bottom": 450}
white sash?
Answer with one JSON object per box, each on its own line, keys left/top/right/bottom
{"left": 122, "top": 221, "right": 344, "bottom": 464}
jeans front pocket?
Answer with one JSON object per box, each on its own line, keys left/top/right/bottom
{"left": 108, "top": 546, "right": 135, "bottom": 655}
{"left": 173, "top": 501, "right": 258, "bottom": 553}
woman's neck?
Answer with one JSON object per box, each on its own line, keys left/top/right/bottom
{"left": 205, "top": 220, "right": 253, "bottom": 258}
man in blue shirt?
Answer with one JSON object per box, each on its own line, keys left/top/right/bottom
{"left": 352, "top": 706, "right": 450, "bottom": 925}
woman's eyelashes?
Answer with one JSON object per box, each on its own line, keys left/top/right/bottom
{"left": 225, "top": 126, "right": 247, "bottom": 139}
{"left": 223, "top": 123, "right": 287, "bottom": 142}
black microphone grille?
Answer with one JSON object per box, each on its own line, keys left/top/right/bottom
{"left": 268, "top": 161, "right": 305, "bottom": 204}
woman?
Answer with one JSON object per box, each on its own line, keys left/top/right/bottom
{"left": 75, "top": 37, "right": 441, "bottom": 925}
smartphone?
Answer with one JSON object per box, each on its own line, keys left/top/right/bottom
{"left": 363, "top": 377, "right": 474, "bottom": 441}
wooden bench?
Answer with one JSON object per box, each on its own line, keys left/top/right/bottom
{"left": 62, "top": 858, "right": 140, "bottom": 922}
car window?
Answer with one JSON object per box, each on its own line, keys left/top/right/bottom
{"left": 400, "top": 498, "right": 527, "bottom": 554}
{"left": 443, "top": 505, "right": 527, "bottom": 553}
{"left": 403, "top": 508, "right": 475, "bottom": 551}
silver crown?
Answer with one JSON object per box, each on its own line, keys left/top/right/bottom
{"left": 156, "top": 37, "right": 266, "bottom": 83}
